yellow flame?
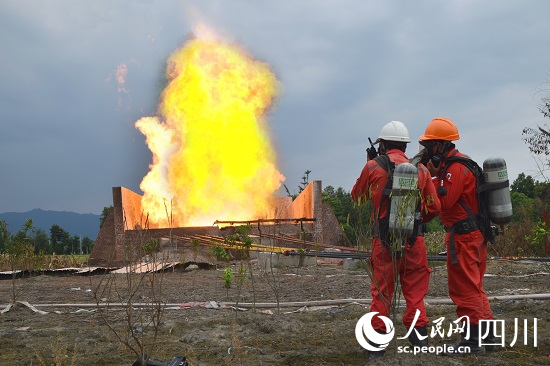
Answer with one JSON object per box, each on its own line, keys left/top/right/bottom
{"left": 135, "top": 34, "right": 285, "bottom": 227}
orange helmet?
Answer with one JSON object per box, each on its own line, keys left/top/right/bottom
{"left": 419, "top": 117, "right": 460, "bottom": 141}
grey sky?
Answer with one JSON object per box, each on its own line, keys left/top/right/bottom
{"left": 1, "top": 0, "right": 549, "bottom": 215}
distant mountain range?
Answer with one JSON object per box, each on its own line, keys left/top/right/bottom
{"left": 0, "top": 209, "right": 100, "bottom": 239}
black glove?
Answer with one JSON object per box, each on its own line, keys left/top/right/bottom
{"left": 431, "top": 154, "right": 442, "bottom": 168}
{"left": 410, "top": 148, "right": 428, "bottom": 166}
{"left": 367, "top": 146, "right": 378, "bottom": 161}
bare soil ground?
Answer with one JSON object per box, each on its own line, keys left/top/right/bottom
{"left": 1, "top": 258, "right": 549, "bottom": 366}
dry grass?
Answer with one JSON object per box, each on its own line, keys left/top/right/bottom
{"left": 0, "top": 254, "right": 89, "bottom": 271}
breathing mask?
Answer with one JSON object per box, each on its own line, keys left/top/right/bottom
{"left": 419, "top": 140, "right": 444, "bottom": 168}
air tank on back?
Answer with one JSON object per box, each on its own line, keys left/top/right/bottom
{"left": 389, "top": 162, "right": 419, "bottom": 243}
{"left": 483, "top": 157, "right": 513, "bottom": 225}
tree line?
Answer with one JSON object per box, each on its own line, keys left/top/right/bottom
{"left": 0, "top": 207, "right": 112, "bottom": 256}
{"left": 0, "top": 219, "right": 95, "bottom": 255}
{"left": 321, "top": 83, "right": 550, "bottom": 255}
{"left": 322, "top": 172, "right": 549, "bottom": 245}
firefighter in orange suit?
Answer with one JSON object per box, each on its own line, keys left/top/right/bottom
{"left": 352, "top": 121, "right": 440, "bottom": 360}
{"left": 419, "top": 117, "right": 495, "bottom": 355}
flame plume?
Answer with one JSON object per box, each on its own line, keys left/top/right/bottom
{"left": 135, "top": 34, "right": 285, "bottom": 227}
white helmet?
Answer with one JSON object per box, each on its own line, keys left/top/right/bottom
{"left": 377, "top": 120, "right": 411, "bottom": 143}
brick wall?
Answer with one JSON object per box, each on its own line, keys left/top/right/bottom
{"left": 89, "top": 181, "right": 346, "bottom": 266}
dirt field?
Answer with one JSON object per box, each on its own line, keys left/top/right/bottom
{"left": 1, "top": 257, "right": 549, "bottom": 366}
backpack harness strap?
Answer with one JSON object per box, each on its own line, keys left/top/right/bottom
{"left": 444, "top": 200, "right": 479, "bottom": 264}
{"left": 478, "top": 180, "right": 509, "bottom": 192}
{"left": 441, "top": 154, "right": 485, "bottom": 264}
{"left": 371, "top": 154, "right": 424, "bottom": 256}
{"left": 371, "top": 154, "right": 394, "bottom": 252}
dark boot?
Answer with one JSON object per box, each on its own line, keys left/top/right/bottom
{"left": 481, "top": 322, "right": 498, "bottom": 352}
{"left": 368, "top": 349, "right": 385, "bottom": 361}
{"left": 444, "top": 323, "right": 485, "bottom": 356}
{"left": 367, "top": 329, "right": 387, "bottom": 361}
{"left": 408, "top": 325, "right": 429, "bottom": 347}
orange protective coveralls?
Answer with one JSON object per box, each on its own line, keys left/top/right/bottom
{"left": 351, "top": 149, "right": 440, "bottom": 331}
{"left": 436, "top": 148, "right": 494, "bottom": 325}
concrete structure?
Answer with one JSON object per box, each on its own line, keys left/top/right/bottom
{"left": 89, "top": 181, "right": 348, "bottom": 266}
{"left": 254, "top": 251, "right": 317, "bottom": 270}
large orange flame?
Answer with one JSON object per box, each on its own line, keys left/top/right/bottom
{"left": 135, "top": 33, "right": 285, "bottom": 227}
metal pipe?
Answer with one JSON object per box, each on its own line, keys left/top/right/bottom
{"left": 6, "top": 293, "right": 550, "bottom": 312}
{"left": 213, "top": 218, "right": 315, "bottom": 226}
{"left": 282, "top": 250, "right": 550, "bottom": 262}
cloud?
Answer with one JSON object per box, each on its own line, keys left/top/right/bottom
{"left": 1, "top": 0, "right": 550, "bottom": 214}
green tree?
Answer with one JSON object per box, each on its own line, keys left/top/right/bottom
{"left": 525, "top": 220, "right": 549, "bottom": 256}
{"left": 1, "top": 219, "right": 35, "bottom": 303}
{"left": 100, "top": 206, "right": 113, "bottom": 228}
{"left": 511, "top": 173, "right": 536, "bottom": 198}
{"left": 522, "top": 124, "right": 550, "bottom": 159}
{"left": 50, "top": 224, "right": 70, "bottom": 254}
{"left": 13, "top": 219, "right": 33, "bottom": 243}
{"left": 0, "top": 226, "right": 5, "bottom": 252}
{"left": 426, "top": 216, "right": 444, "bottom": 232}
{"left": 534, "top": 181, "right": 550, "bottom": 209}
{"left": 509, "top": 173, "right": 550, "bottom": 222}
{"left": 510, "top": 191, "right": 535, "bottom": 222}
{"left": 82, "top": 237, "right": 94, "bottom": 254}
{"left": 322, "top": 185, "right": 372, "bottom": 245}
{"left": 30, "top": 228, "right": 51, "bottom": 254}
{"left": 68, "top": 235, "right": 80, "bottom": 254}
{"left": 522, "top": 81, "right": 550, "bottom": 179}
{"left": 323, "top": 186, "right": 355, "bottom": 223}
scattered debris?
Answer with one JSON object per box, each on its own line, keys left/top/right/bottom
{"left": 180, "top": 301, "right": 220, "bottom": 309}
{"left": 0, "top": 304, "right": 12, "bottom": 314}
{"left": 17, "top": 301, "right": 48, "bottom": 314}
